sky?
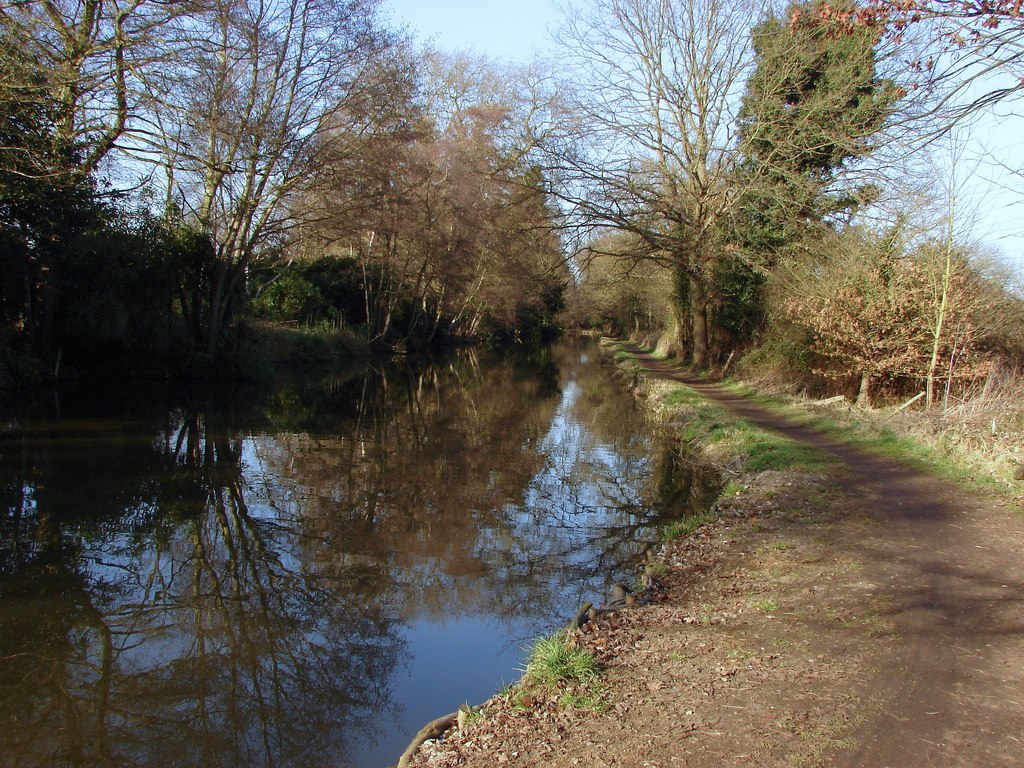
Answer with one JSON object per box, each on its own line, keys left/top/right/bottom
{"left": 941, "top": 72, "right": 1024, "bottom": 269}
{"left": 385, "top": 0, "right": 567, "bottom": 63}
{"left": 385, "top": 0, "right": 1024, "bottom": 270}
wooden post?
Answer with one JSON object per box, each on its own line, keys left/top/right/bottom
{"left": 884, "top": 391, "right": 926, "bottom": 421}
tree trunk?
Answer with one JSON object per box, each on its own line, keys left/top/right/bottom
{"left": 205, "top": 262, "right": 229, "bottom": 359}
{"left": 856, "top": 371, "right": 872, "bottom": 407}
{"left": 669, "top": 264, "right": 690, "bottom": 359}
{"left": 689, "top": 274, "right": 710, "bottom": 371}
{"left": 926, "top": 240, "right": 954, "bottom": 409}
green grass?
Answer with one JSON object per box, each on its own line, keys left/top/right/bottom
{"left": 645, "top": 560, "right": 668, "bottom": 577}
{"left": 558, "top": 690, "right": 610, "bottom": 712}
{"left": 662, "top": 511, "right": 715, "bottom": 540}
{"left": 721, "top": 479, "right": 745, "bottom": 496}
{"left": 751, "top": 597, "right": 780, "bottom": 613}
{"left": 722, "top": 381, "right": 1017, "bottom": 495}
{"left": 635, "top": 560, "right": 668, "bottom": 591}
{"left": 646, "top": 379, "right": 836, "bottom": 475}
{"left": 460, "top": 704, "right": 486, "bottom": 726}
{"left": 627, "top": 353, "right": 1018, "bottom": 497}
{"left": 662, "top": 386, "right": 700, "bottom": 407}
{"left": 516, "top": 632, "right": 607, "bottom": 712}
{"left": 523, "top": 633, "right": 601, "bottom": 688}
{"left": 743, "top": 435, "right": 828, "bottom": 473}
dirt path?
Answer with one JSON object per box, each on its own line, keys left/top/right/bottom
{"left": 634, "top": 352, "right": 1024, "bottom": 766}
{"left": 408, "top": 352, "right": 1024, "bottom": 768}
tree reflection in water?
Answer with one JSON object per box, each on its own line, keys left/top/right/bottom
{"left": 0, "top": 399, "right": 401, "bottom": 768}
{"left": 0, "top": 338, "right": 715, "bottom": 767}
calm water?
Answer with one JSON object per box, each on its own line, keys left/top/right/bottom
{"left": 0, "top": 338, "right": 716, "bottom": 768}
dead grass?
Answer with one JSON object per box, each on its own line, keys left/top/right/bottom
{"left": 899, "top": 365, "right": 1024, "bottom": 486}
{"left": 728, "top": 364, "right": 1024, "bottom": 495}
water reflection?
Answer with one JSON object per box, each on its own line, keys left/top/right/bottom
{"left": 1, "top": 400, "right": 398, "bottom": 767}
{"left": 0, "top": 338, "right": 718, "bottom": 768}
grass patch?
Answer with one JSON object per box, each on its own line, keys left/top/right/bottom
{"left": 789, "top": 715, "right": 860, "bottom": 768}
{"left": 523, "top": 633, "right": 601, "bottom": 687}
{"left": 662, "top": 385, "right": 700, "bottom": 407}
{"left": 751, "top": 597, "right": 780, "bottom": 613}
{"left": 558, "top": 690, "right": 610, "bottom": 712}
{"left": 722, "top": 380, "right": 1022, "bottom": 496}
{"left": 460, "top": 704, "right": 486, "bottom": 726}
{"left": 643, "top": 379, "right": 835, "bottom": 476}
{"left": 722, "top": 479, "right": 745, "bottom": 496}
{"left": 517, "top": 632, "right": 607, "bottom": 712}
{"left": 254, "top": 320, "right": 369, "bottom": 368}
{"left": 663, "top": 362, "right": 1019, "bottom": 497}
{"left": 645, "top": 560, "right": 668, "bottom": 578}
{"left": 636, "top": 559, "right": 669, "bottom": 590}
{"left": 662, "top": 511, "right": 715, "bottom": 541}
{"left": 610, "top": 344, "right": 1022, "bottom": 497}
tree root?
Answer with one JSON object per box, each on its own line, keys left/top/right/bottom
{"left": 395, "top": 711, "right": 459, "bottom": 768}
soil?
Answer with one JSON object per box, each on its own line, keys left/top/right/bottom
{"left": 403, "top": 351, "right": 1024, "bottom": 768}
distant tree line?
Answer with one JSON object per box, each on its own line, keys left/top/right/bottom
{"left": 4, "top": 0, "right": 1022, "bottom": 403}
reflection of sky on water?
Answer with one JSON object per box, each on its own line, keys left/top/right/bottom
{"left": 367, "top": 615, "right": 525, "bottom": 767}
{"left": 533, "top": 376, "right": 648, "bottom": 513}
{"left": 360, "top": 352, "right": 661, "bottom": 768}
{"left": 0, "top": 339, "right": 696, "bottom": 768}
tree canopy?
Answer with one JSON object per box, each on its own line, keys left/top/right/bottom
{"left": 1, "top": 0, "right": 1021, "bottom": 397}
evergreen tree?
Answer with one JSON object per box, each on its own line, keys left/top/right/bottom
{"left": 0, "top": 38, "right": 98, "bottom": 374}
{"left": 736, "top": 0, "right": 901, "bottom": 262}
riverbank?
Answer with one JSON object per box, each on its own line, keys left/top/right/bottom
{"left": 402, "top": 341, "right": 1024, "bottom": 767}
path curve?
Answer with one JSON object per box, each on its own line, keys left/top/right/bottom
{"left": 631, "top": 349, "right": 1024, "bottom": 767}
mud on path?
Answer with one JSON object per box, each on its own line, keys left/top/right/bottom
{"left": 408, "top": 351, "right": 1024, "bottom": 768}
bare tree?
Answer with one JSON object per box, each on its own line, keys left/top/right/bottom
{"left": 868, "top": 0, "right": 1024, "bottom": 119}
{"left": 142, "top": 0, "right": 402, "bottom": 359}
{"left": 0, "top": 0, "right": 185, "bottom": 177}
{"left": 547, "top": 0, "right": 764, "bottom": 369}
{"left": 293, "top": 50, "right": 566, "bottom": 347}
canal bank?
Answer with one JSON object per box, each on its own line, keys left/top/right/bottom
{"left": 403, "top": 340, "right": 1024, "bottom": 768}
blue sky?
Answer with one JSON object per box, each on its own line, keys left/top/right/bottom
{"left": 385, "top": 0, "right": 566, "bottom": 62}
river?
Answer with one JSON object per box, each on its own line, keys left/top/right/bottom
{"left": 0, "top": 337, "right": 717, "bottom": 768}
